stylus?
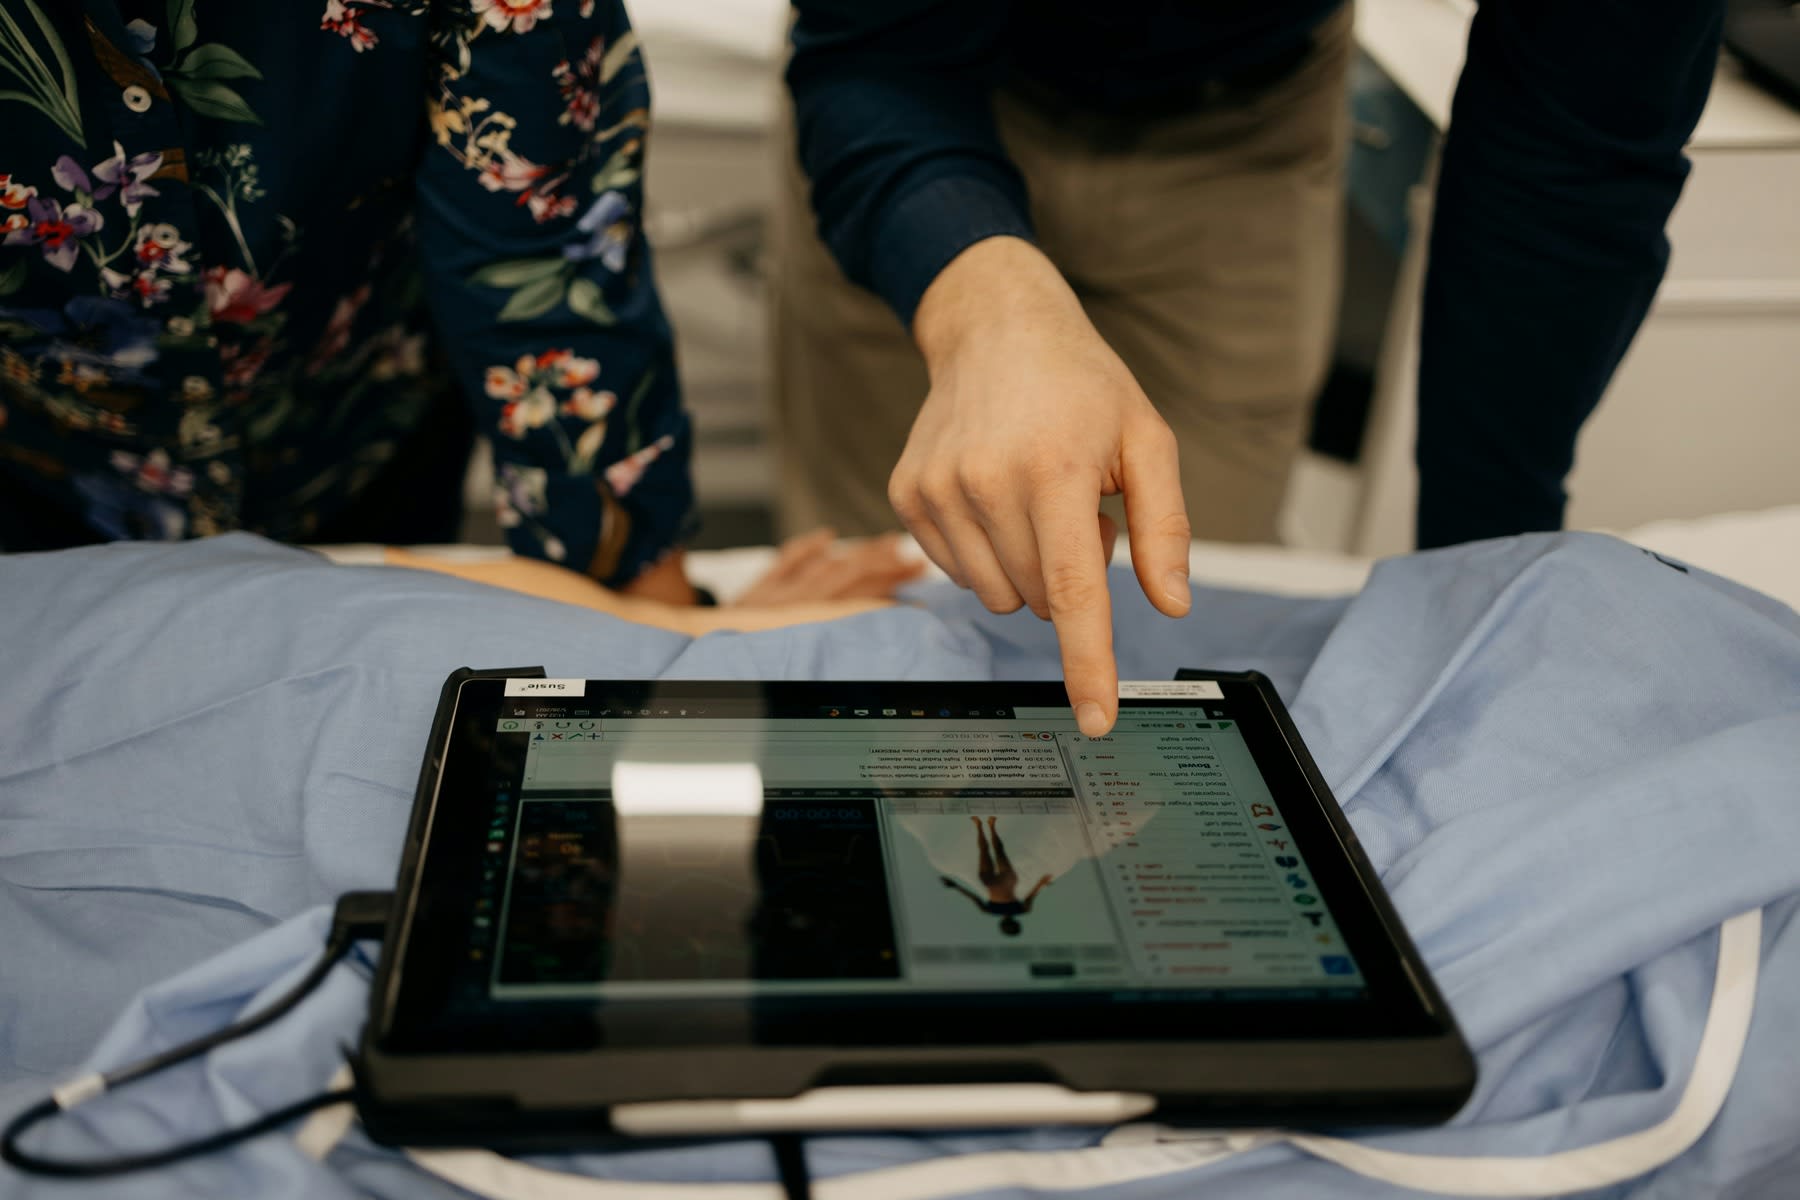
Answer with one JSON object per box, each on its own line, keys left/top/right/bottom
{"left": 611, "top": 1085, "right": 1157, "bottom": 1136}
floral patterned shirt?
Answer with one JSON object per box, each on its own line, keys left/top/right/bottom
{"left": 0, "top": 0, "right": 693, "bottom": 583}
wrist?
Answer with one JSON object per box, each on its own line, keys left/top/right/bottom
{"left": 912, "top": 236, "right": 1079, "bottom": 372}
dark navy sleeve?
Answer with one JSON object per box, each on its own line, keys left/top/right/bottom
{"left": 1414, "top": 0, "right": 1724, "bottom": 547}
{"left": 786, "top": 0, "right": 1034, "bottom": 327}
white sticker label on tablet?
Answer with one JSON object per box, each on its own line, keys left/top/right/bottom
{"left": 503, "top": 678, "right": 587, "bottom": 697}
{"left": 1118, "top": 680, "right": 1224, "bottom": 699}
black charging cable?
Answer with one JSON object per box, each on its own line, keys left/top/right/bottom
{"left": 770, "top": 1132, "right": 814, "bottom": 1200}
{"left": 0, "top": 892, "right": 392, "bottom": 1179}
{"left": 3, "top": 889, "right": 824, "bottom": 1195}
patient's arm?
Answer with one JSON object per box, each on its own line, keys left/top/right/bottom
{"left": 731, "top": 530, "right": 926, "bottom": 606}
{"left": 383, "top": 531, "right": 921, "bottom": 636}
{"left": 941, "top": 876, "right": 984, "bottom": 909}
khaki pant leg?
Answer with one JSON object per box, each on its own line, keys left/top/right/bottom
{"left": 766, "top": 99, "right": 928, "bottom": 538}
{"left": 996, "top": 5, "right": 1353, "bottom": 544}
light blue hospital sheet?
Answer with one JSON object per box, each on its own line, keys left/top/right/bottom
{"left": 1, "top": 532, "right": 1797, "bottom": 1199}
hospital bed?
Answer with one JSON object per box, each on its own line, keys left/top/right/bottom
{"left": 387, "top": 503, "right": 1800, "bottom": 615}
{"left": 2, "top": 521, "right": 1797, "bottom": 1199}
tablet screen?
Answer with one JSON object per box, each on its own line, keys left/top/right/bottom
{"left": 384, "top": 680, "right": 1430, "bottom": 1052}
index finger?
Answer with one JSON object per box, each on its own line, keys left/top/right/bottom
{"left": 1030, "top": 480, "right": 1118, "bottom": 737}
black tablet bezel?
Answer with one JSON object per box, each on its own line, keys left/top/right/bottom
{"left": 358, "top": 672, "right": 1474, "bottom": 1136}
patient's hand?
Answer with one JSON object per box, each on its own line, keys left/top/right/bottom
{"left": 733, "top": 529, "right": 925, "bottom": 608}
{"left": 381, "top": 531, "right": 920, "bottom": 636}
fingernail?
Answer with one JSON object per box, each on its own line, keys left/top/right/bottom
{"left": 1164, "top": 568, "right": 1191, "bottom": 609}
{"left": 1076, "top": 702, "right": 1108, "bottom": 737}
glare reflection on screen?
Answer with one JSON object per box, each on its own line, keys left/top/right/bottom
{"left": 609, "top": 761, "right": 764, "bottom": 817}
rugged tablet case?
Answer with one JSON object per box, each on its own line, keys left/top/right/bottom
{"left": 354, "top": 669, "right": 1476, "bottom": 1149}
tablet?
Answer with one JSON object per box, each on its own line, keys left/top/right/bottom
{"left": 356, "top": 671, "right": 1474, "bottom": 1146}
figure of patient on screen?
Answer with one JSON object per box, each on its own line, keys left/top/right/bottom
{"left": 941, "top": 816, "right": 1055, "bottom": 936}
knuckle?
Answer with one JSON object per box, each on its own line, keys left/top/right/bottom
{"left": 916, "top": 471, "right": 962, "bottom": 515}
{"left": 1013, "top": 575, "right": 1050, "bottom": 615}
{"left": 1122, "top": 413, "right": 1176, "bottom": 458}
{"left": 1152, "top": 509, "right": 1193, "bottom": 541}
{"left": 977, "top": 587, "right": 1026, "bottom": 615}
{"left": 1043, "top": 560, "right": 1104, "bottom": 613}
{"left": 1141, "top": 415, "right": 1178, "bottom": 451}
{"left": 954, "top": 463, "right": 1009, "bottom": 512}
{"left": 1022, "top": 454, "right": 1087, "bottom": 493}
{"left": 887, "top": 473, "right": 920, "bottom": 516}
{"left": 1013, "top": 570, "right": 1046, "bottom": 600}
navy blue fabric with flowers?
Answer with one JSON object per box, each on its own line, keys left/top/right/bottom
{"left": 0, "top": 0, "right": 692, "bottom": 582}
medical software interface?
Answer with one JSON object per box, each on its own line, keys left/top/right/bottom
{"left": 471, "top": 688, "right": 1364, "bottom": 1000}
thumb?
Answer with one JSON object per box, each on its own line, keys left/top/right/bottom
{"left": 1120, "top": 418, "right": 1191, "bottom": 618}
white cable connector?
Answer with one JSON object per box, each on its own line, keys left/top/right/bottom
{"left": 50, "top": 1073, "right": 106, "bottom": 1112}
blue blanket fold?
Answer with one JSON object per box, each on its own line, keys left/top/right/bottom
{"left": 2, "top": 532, "right": 1796, "bottom": 1199}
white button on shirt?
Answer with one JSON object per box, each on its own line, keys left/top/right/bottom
{"left": 122, "top": 85, "right": 151, "bottom": 113}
